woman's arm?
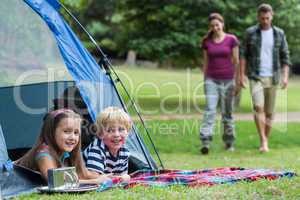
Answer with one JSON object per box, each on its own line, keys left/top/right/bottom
{"left": 239, "top": 31, "right": 249, "bottom": 88}
{"left": 232, "top": 46, "right": 240, "bottom": 81}
{"left": 232, "top": 46, "right": 241, "bottom": 95}
{"left": 202, "top": 50, "right": 208, "bottom": 77}
{"left": 232, "top": 46, "right": 239, "bottom": 67}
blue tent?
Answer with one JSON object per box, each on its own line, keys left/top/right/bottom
{"left": 0, "top": 0, "right": 160, "bottom": 198}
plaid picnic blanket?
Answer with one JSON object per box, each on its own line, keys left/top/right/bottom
{"left": 97, "top": 167, "right": 296, "bottom": 191}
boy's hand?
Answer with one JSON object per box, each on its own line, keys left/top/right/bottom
{"left": 120, "top": 174, "right": 131, "bottom": 182}
{"left": 95, "top": 174, "right": 111, "bottom": 183}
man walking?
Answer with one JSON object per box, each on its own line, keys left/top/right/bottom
{"left": 240, "top": 3, "right": 290, "bottom": 152}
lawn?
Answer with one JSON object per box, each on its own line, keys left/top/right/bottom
{"left": 6, "top": 67, "right": 300, "bottom": 199}
{"left": 20, "top": 120, "right": 300, "bottom": 200}
{"left": 114, "top": 66, "right": 300, "bottom": 115}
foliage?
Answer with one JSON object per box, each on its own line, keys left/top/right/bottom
{"left": 61, "top": 0, "right": 300, "bottom": 68}
{"left": 116, "top": 0, "right": 209, "bottom": 66}
{"left": 60, "top": 0, "right": 120, "bottom": 55}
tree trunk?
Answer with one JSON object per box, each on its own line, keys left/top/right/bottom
{"left": 125, "top": 50, "right": 136, "bottom": 66}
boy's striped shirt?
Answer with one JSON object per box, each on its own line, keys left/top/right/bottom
{"left": 83, "top": 138, "right": 130, "bottom": 175}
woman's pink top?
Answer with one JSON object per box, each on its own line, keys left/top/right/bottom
{"left": 202, "top": 34, "right": 239, "bottom": 79}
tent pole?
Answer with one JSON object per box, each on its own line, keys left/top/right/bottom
{"left": 102, "top": 61, "right": 164, "bottom": 170}
{"left": 59, "top": 2, "right": 164, "bottom": 170}
{"left": 104, "top": 66, "right": 165, "bottom": 170}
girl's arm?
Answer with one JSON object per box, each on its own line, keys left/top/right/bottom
{"left": 80, "top": 171, "right": 130, "bottom": 185}
{"left": 79, "top": 170, "right": 113, "bottom": 184}
{"left": 37, "top": 155, "right": 114, "bottom": 185}
{"left": 79, "top": 173, "right": 131, "bottom": 185}
{"left": 36, "top": 156, "right": 58, "bottom": 181}
{"left": 79, "top": 175, "right": 112, "bottom": 185}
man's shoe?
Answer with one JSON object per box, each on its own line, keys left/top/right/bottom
{"left": 200, "top": 146, "right": 209, "bottom": 155}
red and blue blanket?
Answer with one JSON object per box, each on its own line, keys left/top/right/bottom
{"left": 97, "top": 167, "right": 295, "bottom": 191}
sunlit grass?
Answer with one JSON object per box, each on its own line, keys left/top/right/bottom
{"left": 19, "top": 120, "right": 300, "bottom": 199}
{"left": 115, "top": 66, "right": 300, "bottom": 115}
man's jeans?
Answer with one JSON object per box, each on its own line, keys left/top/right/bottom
{"left": 199, "top": 78, "right": 235, "bottom": 146}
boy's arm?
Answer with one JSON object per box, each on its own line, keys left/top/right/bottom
{"left": 106, "top": 150, "right": 130, "bottom": 182}
{"left": 107, "top": 174, "right": 131, "bottom": 182}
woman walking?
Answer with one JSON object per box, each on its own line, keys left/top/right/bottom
{"left": 199, "top": 13, "right": 239, "bottom": 154}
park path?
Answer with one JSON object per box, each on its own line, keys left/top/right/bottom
{"left": 136, "top": 112, "right": 300, "bottom": 122}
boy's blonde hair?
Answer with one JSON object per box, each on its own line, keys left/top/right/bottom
{"left": 96, "top": 107, "right": 132, "bottom": 135}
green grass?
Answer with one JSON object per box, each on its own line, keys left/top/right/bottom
{"left": 114, "top": 66, "right": 300, "bottom": 115}
{"left": 8, "top": 67, "right": 300, "bottom": 199}
{"left": 139, "top": 120, "right": 300, "bottom": 154}
{"left": 19, "top": 120, "right": 300, "bottom": 199}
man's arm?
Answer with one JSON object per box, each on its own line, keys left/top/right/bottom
{"left": 239, "top": 30, "right": 250, "bottom": 88}
{"left": 240, "top": 58, "right": 247, "bottom": 88}
{"left": 280, "top": 32, "right": 290, "bottom": 89}
{"left": 281, "top": 64, "right": 289, "bottom": 89}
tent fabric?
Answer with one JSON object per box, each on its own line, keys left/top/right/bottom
{"left": 23, "top": 0, "right": 157, "bottom": 170}
{"left": 0, "top": 0, "right": 159, "bottom": 197}
{"left": 46, "top": 0, "right": 61, "bottom": 10}
{"left": 1, "top": 0, "right": 158, "bottom": 175}
{"left": 0, "top": 125, "right": 9, "bottom": 169}
{"left": 0, "top": 81, "right": 76, "bottom": 150}
{"left": 24, "top": 0, "right": 112, "bottom": 122}
{"left": 0, "top": 82, "right": 156, "bottom": 170}
{"left": 1, "top": 125, "right": 44, "bottom": 199}
{"left": 0, "top": 165, "right": 44, "bottom": 199}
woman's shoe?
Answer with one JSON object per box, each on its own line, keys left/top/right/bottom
{"left": 200, "top": 146, "right": 209, "bottom": 155}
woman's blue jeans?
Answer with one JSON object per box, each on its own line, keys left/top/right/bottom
{"left": 199, "top": 78, "right": 236, "bottom": 147}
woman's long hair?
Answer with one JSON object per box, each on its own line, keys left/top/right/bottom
{"left": 16, "top": 109, "right": 89, "bottom": 179}
{"left": 202, "top": 13, "right": 225, "bottom": 44}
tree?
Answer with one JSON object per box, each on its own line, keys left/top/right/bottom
{"left": 117, "top": 0, "right": 211, "bottom": 67}
{"left": 60, "top": 0, "right": 121, "bottom": 56}
{"left": 60, "top": 0, "right": 300, "bottom": 68}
